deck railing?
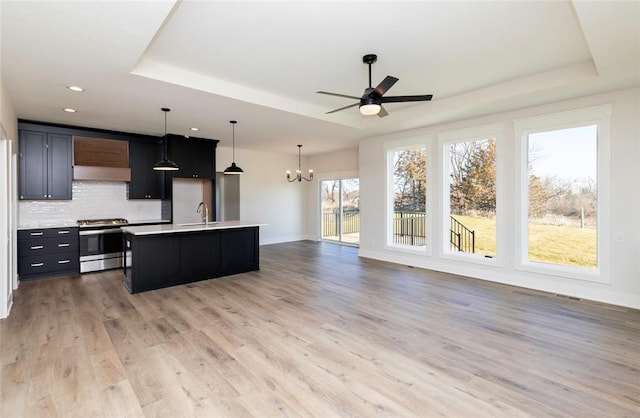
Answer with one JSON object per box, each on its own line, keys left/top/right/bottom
{"left": 450, "top": 216, "right": 475, "bottom": 253}
{"left": 321, "top": 210, "right": 474, "bottom": 253}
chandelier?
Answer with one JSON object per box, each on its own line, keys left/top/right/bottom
{"left": 286, "top": 145, "right": 313, "bottom": 182}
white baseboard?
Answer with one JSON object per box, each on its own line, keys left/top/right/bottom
{"left": 359, "top": 249, "right": 640, "bottom": 309}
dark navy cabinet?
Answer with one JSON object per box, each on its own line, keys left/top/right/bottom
{"left": 19, "top": 130, "right": 72, "bottom": 200}
{"left": 128, "top": 141, "right": 165, "bottom": 199}
{"left": 167, "top": 134, "right": 216, "bottom": 179}
{"left": 123, "top": 227, "right": 258, "bottom": 293}
{"left": 18, "top": 227, "right": 79, "bottom": 279}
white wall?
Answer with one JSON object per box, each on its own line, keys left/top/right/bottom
{"left": 1, "top": 74, "right": 18, "bottom": 318}
{"left": 359, "top": 87, "right": 640, "bottom": 308}
{"left": 216, "top": 146, "right": 306, "bottom": 244}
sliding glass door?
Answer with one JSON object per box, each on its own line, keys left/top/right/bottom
{"left": 321, "top": 178, "right": 359, "bottom": 245}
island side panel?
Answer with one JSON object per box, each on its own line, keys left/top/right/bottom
{"left": 130, "top": 233, "right": 183, "bottom": 293}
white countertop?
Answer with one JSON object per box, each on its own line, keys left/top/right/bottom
{"left": 17, "top": 219, "right": 170, "bottom": 230}
{"left": 122, "top": 220, "right": 267, "bottom": 236}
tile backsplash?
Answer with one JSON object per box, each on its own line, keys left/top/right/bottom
{"left": 18, "top": 181, "right": 162, "bottom": 226}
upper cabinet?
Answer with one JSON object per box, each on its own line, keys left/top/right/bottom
{"left": 19, "top": 130, "right": 72, "bottom": 200}
{"left": 128, "top": 141, "right": 164, "bottom": 199}
{"left": 167, "top": 134, "right": 216, "bottom": 179}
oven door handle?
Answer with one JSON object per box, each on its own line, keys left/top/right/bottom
{"left": 79, "top": 229, "right": 122, "bottom": 235}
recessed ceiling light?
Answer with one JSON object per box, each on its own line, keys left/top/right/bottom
{"left": 67, "top": 86, "right": 84, "bottom": 92}
{"left": 190, "top": 127, "right": 199, "bottom": 131}
{"left": 63, "top": 108, "right": 77, "bottom": 113}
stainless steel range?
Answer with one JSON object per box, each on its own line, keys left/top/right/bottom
{"left": 77, "top": 218, "right": 128, "bottom": 273}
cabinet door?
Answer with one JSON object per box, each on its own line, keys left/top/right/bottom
{"left": 168, "top": 136, "right": 193, "bottom": 177}
{"left": 19, "top": 130, "right": 48, "bottom": 199}
{"left": 47, "top": 134, "right": 72, "bottom": 199}
{"left": 128, "top": 142, "right": 148, "bottom": 199}
{"left": 129, "top": 141, "right": 165, "bottom": 199}
{"left": 146, "top": 141, "right": 165, "bottom": 198}
{"left": 192, "top": 140, "right": 215, "bottom": 179}
{"left": 168, "top": 136, "right": 215, "bottom": 179}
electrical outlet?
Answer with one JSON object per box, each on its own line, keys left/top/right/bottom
{"left": 615, "top": 233, "right": 624, "bottom": 243}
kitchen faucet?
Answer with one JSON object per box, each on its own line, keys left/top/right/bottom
{"left": 197, "top": 202, "right": 209, "bottom": 226}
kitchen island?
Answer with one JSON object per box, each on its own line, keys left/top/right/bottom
{"left": 122, "top": 221, "right": 265, "bottom": 293}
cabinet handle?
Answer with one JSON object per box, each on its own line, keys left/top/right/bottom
{"left": 30, "top": 245, "right": 44, "bottom": 250}
{"left": 58, "top": 230, "right": 70, "bottom": 235}
{"left": 30, "top": 232, "right": 44, "bottom": 236}
{"left": 30, "top": 262, "right": 44, "bottom": 267}
{"left": 58, "top": 260, "right": 70, "bottom": 264}
{"left": 58, "top": 243, "right": 70, "bottom": 247}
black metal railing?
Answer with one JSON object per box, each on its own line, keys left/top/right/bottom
{"left": 450, "top": 216, "right": 475, "bottom": 253}
{"left": 321, "top": 210, "right": 475, "bottom": 253}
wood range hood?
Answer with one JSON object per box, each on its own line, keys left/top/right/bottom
{"left": 73, "top": 136, "right": 131, "bottom": 181}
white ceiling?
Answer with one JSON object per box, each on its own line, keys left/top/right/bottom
{"left": 1, "top": 1, "right": 638, "bottom": 155}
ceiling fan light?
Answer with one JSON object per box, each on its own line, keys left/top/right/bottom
{"left": 360, "top": 103, "right": 381, "bottom": 116}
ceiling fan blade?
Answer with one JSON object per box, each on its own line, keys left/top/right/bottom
{"left": 372, "top": 76, "right": 399, "bottom": 97}
{"left": 326, "top": 102, "right": 359, "bottom": 114}
{"left": 381, "top": 94, "right": 433, "bottom": 103}
{"left": 317, "top": 91, "right": 361, "bottom": 100}
{"left": 377, "top": 105, "right": 389, "bottom": 118}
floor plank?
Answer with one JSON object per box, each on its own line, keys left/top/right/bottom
{"left": 1, "top": 241, "right": 639, "bottom": 417}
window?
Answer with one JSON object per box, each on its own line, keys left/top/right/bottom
{"left": 445, "top": 137, "right": 497, "bottom": 257}
{"left": 515, "top": 104, "right": 611, "bottom": 281}
{"left": 439, "top": 123, "right": 502, "bottom": 262}
{"left": 387, "top": 144, "right": 427, "bottom": 249}
{"left": 527, "top": 126, "right": 597, "bottom": 267}
{"left": 321, "top": 178, "right": 360, "bottom": 245}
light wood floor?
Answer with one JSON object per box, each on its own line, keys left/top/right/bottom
{"left": 1, "top": 241, "right": 639, "bottom": 417}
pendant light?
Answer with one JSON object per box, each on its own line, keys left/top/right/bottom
{"left": 153, "top": 107, "right": 179, "bottom": 171}
{"left": 224, "top": 120, "right": 244, "bottom": 175}
{"left": 286, "top": 145, "right": 313, "bottom": 182}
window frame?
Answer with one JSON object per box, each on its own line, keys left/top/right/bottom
{"left": 384, "top": 137, "right": 432, "bottom": 255}
{"left": 438, "top": 123, "right": 504, "bottom": 266}
{"left": 514, "top": 104, "right": 612, "bottom": 283}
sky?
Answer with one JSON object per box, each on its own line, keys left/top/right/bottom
{"left": 528, "top": 124, "right": 597, "bottom": 181}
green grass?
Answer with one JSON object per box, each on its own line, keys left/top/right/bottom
{"left": 452, "top": 215, "right": 597, "bottom": 268}
{"left": 528, "top": 223, "right": 596, "bottom": 268}
{"left": 452, "top": 215, "right": 497, "bottom": 256}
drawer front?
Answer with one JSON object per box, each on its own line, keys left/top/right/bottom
{"left": 18, "top": 227, "right": 78, "bottom": 240}
{"left": 19, "top": 252, "right": 79, "bottom": 276}
{"left": 19, "top": 236, "right": 78, "bottom": 256}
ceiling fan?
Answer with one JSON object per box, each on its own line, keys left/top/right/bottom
{"left": 317, "top": 54, "right": 433, "bottom": 117}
